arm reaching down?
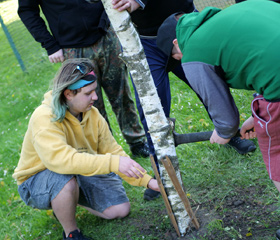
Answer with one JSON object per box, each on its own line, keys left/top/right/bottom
{"left": 119, "top": 156, "right": 145, "bottom": 178}
{"left": 182, "top": 62, "right": 240, "bottom": 139}
{"left": 240, "top": 116, "right": 256, "bottom": 139}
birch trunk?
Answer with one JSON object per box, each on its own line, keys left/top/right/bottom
{"left": 101, "top": 1, "right": 191, "bottom": 235}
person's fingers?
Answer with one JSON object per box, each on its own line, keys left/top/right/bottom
{"left": 59, "top": 56, "right": 64, "bottom": 62}
{"left": 133, "top": 162, "right": 145, "bottom": 173}
{"left": 49, "top": 57, "right": 54, "bottom": 63}
{"left": 240, "top": 129, "right": 245, "bottom": 138}
{"left": 113, "top": 0, "right": 130, "bottom": 10}
{"left": 118, "top": 3, "right": 130, "bottom": 11}
{"left": 128, "top": 169, "right": 139, "bottom": 179}
{"left": 132, "top": 167, "right": 145, "bottom": 178}
{"left": 50, "top": 57, "right": 59, "bottom": 63}
{"left": 250, "top": 132, "right": 257, "bottom": 139}
{"left": 119, "top": 157, "right": 147, "bottom": 178}
{"left": 243, "top": 130, "right": 257, "bottom": 139}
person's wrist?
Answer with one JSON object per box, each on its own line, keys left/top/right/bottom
{"left": 129, "top": 1, "right": 140, "bottom": 12}
{"left": 133, "top": 0, "right": 144, "bottom": 9}
{"left": 147, "top": 178, "right": 153, "bottom": 188}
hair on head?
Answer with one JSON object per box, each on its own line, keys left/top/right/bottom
{"left": 51, "top": 58, "right": 95, "bottom": 122}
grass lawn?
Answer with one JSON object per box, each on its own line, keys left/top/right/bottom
{"left": 0, "top": 1, "right": 279, "bottom": 239}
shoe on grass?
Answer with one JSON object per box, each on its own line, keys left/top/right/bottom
{"left": 144, "top": 188, "right": 161, "bottom": 201}
{"left": 276, "top": 229, "right": 280, "bottom": 240}
{"left": 226, "top": 136, "right": 256, "bottom": 155}
{"left": 63, "top": 229, "right": 93, "bottom": 240}
{"left": 130, "top": 142, "right": 150, "bottom": 158}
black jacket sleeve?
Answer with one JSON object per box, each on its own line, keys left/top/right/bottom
{"left": 18, "top": 0, "right": 61, "bottom": 55}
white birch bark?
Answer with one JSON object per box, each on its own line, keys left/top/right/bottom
{"left": 100, "top": 0, "right": 191, "bottom": 235}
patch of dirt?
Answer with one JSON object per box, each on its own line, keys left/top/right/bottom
{"left": 125, "top": 186, "right": 279, "bottom": 239}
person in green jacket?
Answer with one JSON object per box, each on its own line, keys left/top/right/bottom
{"left": 13, "top": 58, "right": 159, "bottom": 240}
{"left": 157, "top": 0, "right": 280, "bottom": 237}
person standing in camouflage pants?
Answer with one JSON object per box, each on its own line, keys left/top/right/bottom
{"left": 18, "top": 0, "right": 149, "bottom": 158}
{"left": 63, "top": 28, "right": 149, "bottom": 156}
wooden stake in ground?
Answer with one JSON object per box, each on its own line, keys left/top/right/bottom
{"left": 161, "top": 156, "right": 200, "bottom": 230}
{"left": 98, "top": 1, "right": 198, "bottom": 235}
{"left": 150, "top": 155, "right": 181, "bottom": 236}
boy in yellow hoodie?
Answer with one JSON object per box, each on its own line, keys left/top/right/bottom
{"left": 13, "top": 58, "right": 159, "bottom": 240}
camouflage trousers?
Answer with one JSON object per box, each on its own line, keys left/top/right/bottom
{"left": 63, "top": 27, "right": 145, "bottom": 145}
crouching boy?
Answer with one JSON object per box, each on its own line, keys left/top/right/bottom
{"left": 13, "top": 58, "right": 159, "bottom": 240}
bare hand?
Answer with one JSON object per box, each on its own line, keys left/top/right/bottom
{"left": 210, "top": 129, "right": 231, "bottom": 145}
{"left": 49, "top": 49, "right": 64, "bottom": 63}
{"left": 240, "top": 116, "right": 256, "bottom": 139}
{"left": 112, "top": 0, "right": 140, "bottom": 13}
{"left": 147, "top": 179, "right": 160, "bottom": 192}
{"left": 119, "top": 156, "right": 146, "bottom": 178}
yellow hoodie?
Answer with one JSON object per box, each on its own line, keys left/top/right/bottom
{"left": 13, "top": 91, "right": 152, "bottom": 187}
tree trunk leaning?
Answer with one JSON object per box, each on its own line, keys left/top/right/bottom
{"left": 100, "top": 0, "right": 192, "bottom": 235}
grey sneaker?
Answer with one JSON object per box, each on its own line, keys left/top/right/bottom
{"left": 227, "top": 136, "right": 256, "bottom": 155}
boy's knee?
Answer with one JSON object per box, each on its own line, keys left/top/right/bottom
{"left": 104, "top": 202, "right": 130, "bottom": 219}
{"left": 63, "top": 177, "right": 78, "bottom": 193}
{"left": 117, "top": 203, "right": 130, "bottom": 218}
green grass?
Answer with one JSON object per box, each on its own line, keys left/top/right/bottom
{"left": 1, "top": 1, "right": 279, "bottom": 239}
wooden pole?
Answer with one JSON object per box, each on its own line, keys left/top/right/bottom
{"left": 150, "top": 155, "right": 181, "bottom": 237}
{"left": 162, "top": 156, "right": 200, "bottom": 230}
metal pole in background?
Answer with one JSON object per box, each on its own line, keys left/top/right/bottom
{"left": 0, "top": 14, "right": 26, "bottom": 72}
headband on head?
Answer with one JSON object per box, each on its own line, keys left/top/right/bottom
{"left": 67, "top": 71, "right": 97, "bottom": 90}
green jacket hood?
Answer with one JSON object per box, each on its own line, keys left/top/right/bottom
{"left": 176, "top": 7, "right": 221, "bottom": 55}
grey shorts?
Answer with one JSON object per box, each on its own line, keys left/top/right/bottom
{"left": 18, "top": 169, "right": 129, "bottom": 213}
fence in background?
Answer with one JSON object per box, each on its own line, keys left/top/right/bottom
{"left": 194, "top": 0, "right": 234, "bottom": 11}
{"left": 0, "top": 0, "right": 47, "bottom": 71}
{"left": 0, "top": 0, "right": 235, "bottom": 72}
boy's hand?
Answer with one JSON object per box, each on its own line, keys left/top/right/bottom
{"left": 119, "top": 156, "right": 146, "bottom": 178}
{"left": 48, "top": 49, "right": 64, "bottom": 63}
{"left": 112, "top": 0, "right": 140, "bottom": 13}
{"left": 240, "top": 116, "right": 256, "bottom": 139}
{"left": 210, "top": 129, "right": 230, "bottom": 144}
{"left": 147, "top": 179, "right": 160, "bottom": 192}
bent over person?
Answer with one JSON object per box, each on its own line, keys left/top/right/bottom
{"left": 13, "top": 59, "right": 159, "bottom": 240}
{"left": 111, "top": 0, "right": 256, "bottom": 201}
{"left": 157, "top": 0, "right": 280, "bottom": 237}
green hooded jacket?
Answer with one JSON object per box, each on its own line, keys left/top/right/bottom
{"left": 177, "top": 0, "right": 280, "bottom": 101}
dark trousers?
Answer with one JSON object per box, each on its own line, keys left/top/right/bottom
{"left": 131, "top": 38, "right": 196, "bottom": 164}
